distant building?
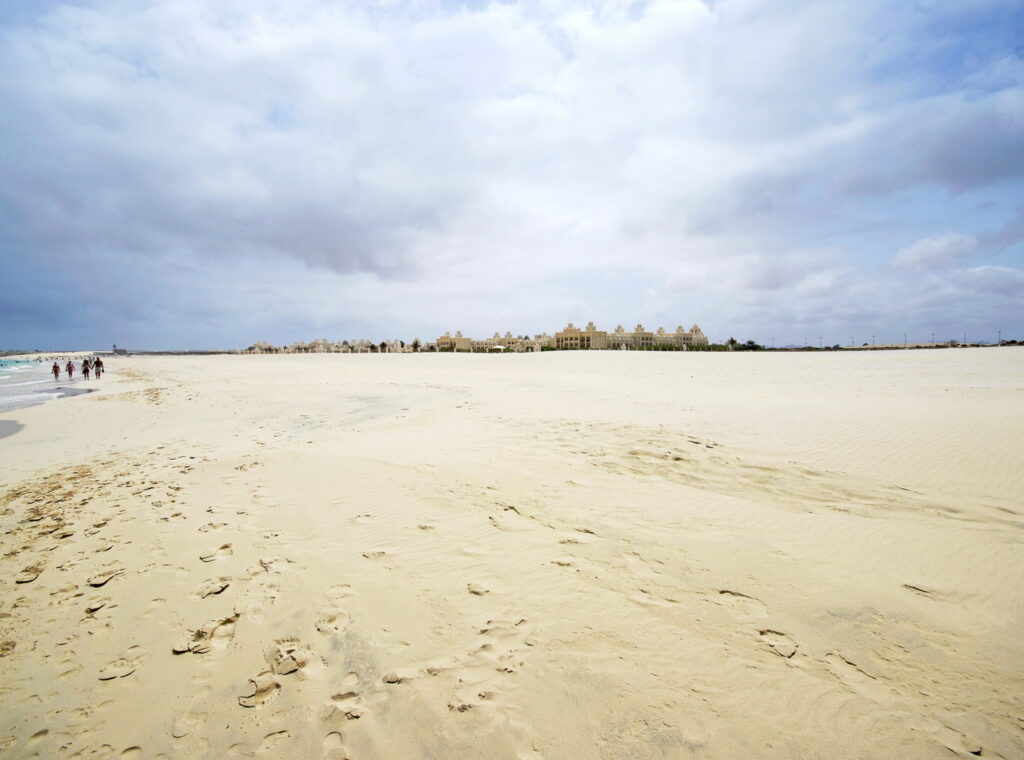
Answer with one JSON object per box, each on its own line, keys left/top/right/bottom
{"left": 247, "top": 320, "right": 708, "bottom": 357}
{"left": 606, "top": 323, "right": 707, "bottom": 349}
{"left": 436, "top": 331, "right": 474, "bottom": 352}
{"left": 552, "top": 321, "right": 707, "bottom": 350}
{"left": 435, "top": 321, "right": 706, "bottom": 352}
{"left": 555, "top": 322, "right": 610, "bottom": 350}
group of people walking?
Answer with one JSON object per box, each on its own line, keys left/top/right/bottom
{"left": 52, "top": 357, "right": 104, "bottom": 381}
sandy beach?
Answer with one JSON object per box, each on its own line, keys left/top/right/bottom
{"left": 1, "top": 349, "right": 1022, "bottom": 759}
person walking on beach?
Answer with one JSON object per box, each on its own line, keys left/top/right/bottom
{"left": 65, "top": 360, "right": 74, "bottom": 379}
{"left": 82, "top": 359, "right": 91, "bottom": 380}
{"left": 93, "top": 357, "right": 103, "bottom": 378}
{"left": 52, "top": 362, "right": 60, "bottom": 381}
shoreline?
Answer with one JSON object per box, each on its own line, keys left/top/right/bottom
{"left": 0, "top": 364, "right": 100, "bottom": 415}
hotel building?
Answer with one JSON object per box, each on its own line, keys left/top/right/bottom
{"left": 438, "top": 321, "right": 708, "bottom": 352}
{"left": 247, "top": 320, "right": 708, "bottom": 354}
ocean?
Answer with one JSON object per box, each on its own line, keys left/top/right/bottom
{"left": 0, "top": 358, "right": 93, "bottom": 413}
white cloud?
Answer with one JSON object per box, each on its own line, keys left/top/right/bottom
{"left": 958, "top": 265, "right": 1024, "bottom": 298}
{"left": 892, "top": 233, "right": 978, "bottom": 272}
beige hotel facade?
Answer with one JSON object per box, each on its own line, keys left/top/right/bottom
{"left": 436, "top": 322, "right": 708, "bottom": 352}
{"left": 246, "top": 321, "right": 708, "bottom": 354}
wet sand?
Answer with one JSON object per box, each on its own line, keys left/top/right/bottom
{"left": 0, "top": 421, "right": 24, "bottom": 441}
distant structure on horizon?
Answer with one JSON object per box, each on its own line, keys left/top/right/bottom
{"left": 244, "top": 320, "right": 708, "bottom": 354}
{"left": 437, "top": 322, "right": 707, "bottom": 352}
{"left": 245, "top": 338, "right": 410, "bottom": 354}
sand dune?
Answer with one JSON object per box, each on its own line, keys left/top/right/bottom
{"left": 1, "top": 349, "right": 1022, "bottom": 759}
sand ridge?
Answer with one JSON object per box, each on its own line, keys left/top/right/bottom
{"left": 1, "top": 349, "right": 1022, "bottom": 758}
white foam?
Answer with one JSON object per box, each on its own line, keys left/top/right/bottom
{"left": 0, "top": 363, "right": 72, "bottom": 411}
{"left": 0, "top": 379, "right": 58, "bottom": 387}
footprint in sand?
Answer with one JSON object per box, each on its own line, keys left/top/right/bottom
{"left": 716, "top": 589, "right": 768, "bottom": 618}
{"left": 237, "top": 640, "right": 315, "bottom": 707}
{"left": 173, "top": 612, "right": 240, "bottom": 654}
{"left": 245, "top": 557, "right": 290, "bottom": 577}
{"left": 314, "top": 613, "right": 346, "bottom": 635}
{"left": 98, "top": 658, "right": 137, "bottom": 680}
{"left": 199, "top": 544, "right": 233, "bottom": 562}
{"left": 758, "top": 629, "right": 798, "bottom": 658}
{"left": 87, "top": 568, "right": 122, "bottom": 587}
{"left": 238, "top": 672, "right": 280, "bottom": 708}
{"left": 315, "top": 585, "right": 352, "bottom": 635}
{"left": 479, "top": 618, "right": 529, "bottom": 640}
{"left": 193, "top": 577, "right": 231, "bottom": 599}
{"left": 328, "top": 685, "right": 365, "bottom": 720}
{"left": 436, "top": 617, "right": 531, "bottom": 712}
{"left": 266, "top": 639, "right": 314, "bottom": 675}
{"left": 322, "top": 731, "right": 348, "bottom": 760}
{"left": 170, "top": 714, "right": 201, "bottom": 740}
{"left": 15, "top": 566, "right": 42, "bottom": 584}
{"left": 260, "top": 731, "right": 290, "bottom": 752}
{"left": 59, "top": 657, "right": 83, "bottom": 679}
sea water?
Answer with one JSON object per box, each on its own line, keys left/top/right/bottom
{"left": 0, "top": 358, "right": 90, "bottom": 413}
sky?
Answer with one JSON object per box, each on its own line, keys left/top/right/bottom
{"left": 1, "top": 0, "right": 1022, "bottom": 350}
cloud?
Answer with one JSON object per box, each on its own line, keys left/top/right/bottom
{"left": 892, "top": 233, "right": 978, "bottom": 271}
{"left": 978, "top": 205, "right": 1024, "bottom": 251}
{"left": 0, "top": 0, "right": 1022, "bottom": 349}
{"left": 958, "top": 265, "right": 1024, "bottom": 298}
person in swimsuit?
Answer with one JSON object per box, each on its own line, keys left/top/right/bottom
{"left": 66, "top": 360, "right": 74, "bottom": 379}
{"left": 52, "top": 362, "right": 60, "bottom": 380}
{"left": 82, "top": 359, "right": 91, "bottom": 380}
{"left": 93, "top": 357, "right": 103, "bottom": 378}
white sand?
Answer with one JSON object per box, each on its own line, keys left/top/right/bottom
{"left": 1, "top": 349, "right": 1022, "bottom": 759}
